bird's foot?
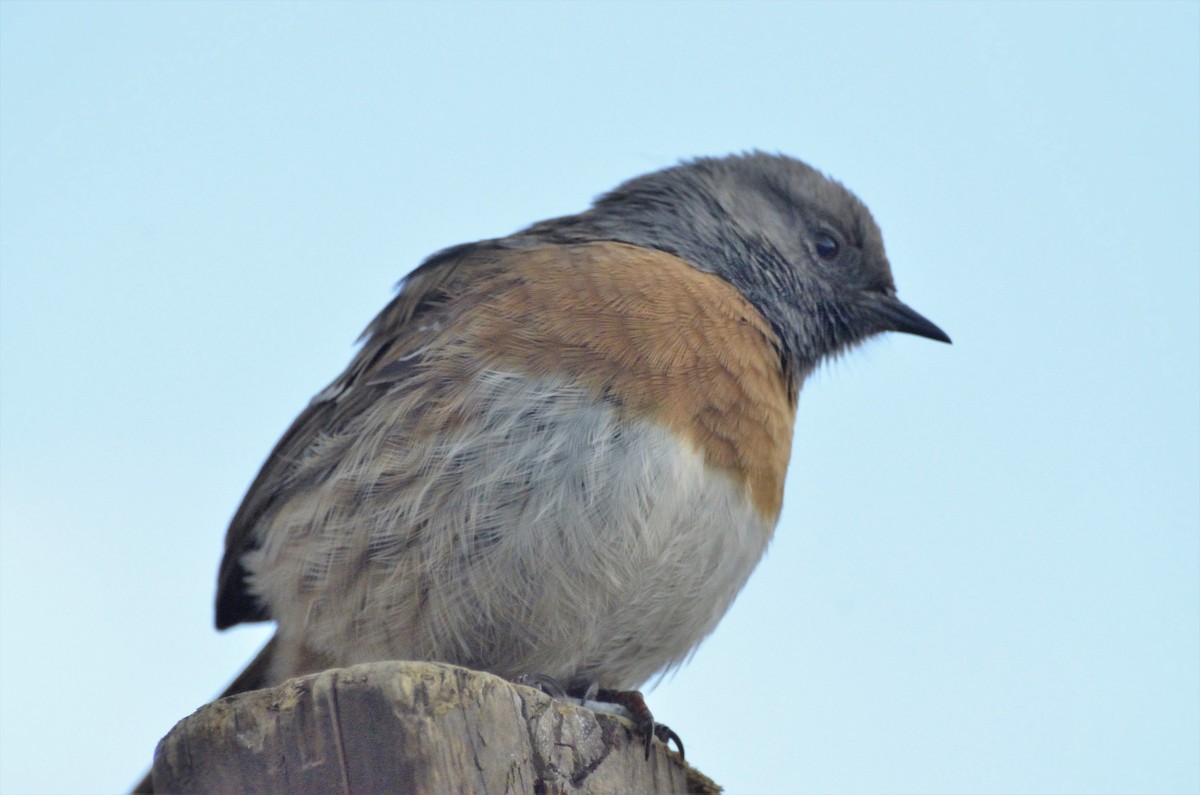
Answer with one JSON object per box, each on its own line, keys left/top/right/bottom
{"left": 594, "top": 688, "right": 685, "bottom": 760}
{"left": 514, "top": 672, "right": 571, "bottom": 699}
{"left": 513, "top": 676, "right": 683, "bottom": 759}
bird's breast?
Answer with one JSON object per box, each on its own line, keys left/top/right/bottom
{"left": 462, "top": 241, "right": 797, "bottom": 520}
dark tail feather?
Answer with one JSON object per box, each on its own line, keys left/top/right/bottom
{"left": 131, "top": 635, "right": 278, "bottom": 793}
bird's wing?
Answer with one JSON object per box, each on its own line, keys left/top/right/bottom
{"left": 214, "top": 242, "right": 508, "bottom": 629}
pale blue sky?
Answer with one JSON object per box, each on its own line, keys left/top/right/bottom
{"left": 1, "top": 3, "right": 1197, "bottom": 794}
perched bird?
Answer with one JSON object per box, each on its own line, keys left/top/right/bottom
{"left": 140, "top": 151, "right": 948, "bottom": 790}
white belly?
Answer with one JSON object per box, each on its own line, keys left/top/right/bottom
{"left": 246, "top": 371, "right": 777, "bottom": 689}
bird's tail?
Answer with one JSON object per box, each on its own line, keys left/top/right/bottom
{"left": 131, "top": 634, "right": 278, "bottom": 793}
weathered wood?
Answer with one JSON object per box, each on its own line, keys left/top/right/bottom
{"left": 151, "top": 660, "right": 720, "bottom": 794}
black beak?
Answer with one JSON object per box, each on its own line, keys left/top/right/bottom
{"left": 864, "top": 295, "right": 952, "bottom": 344}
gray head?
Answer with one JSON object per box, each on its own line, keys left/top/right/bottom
{"left": 516, "top": 151, "right": 950, "bottom": 378}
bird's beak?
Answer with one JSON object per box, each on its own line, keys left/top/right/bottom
{"left": 864, "top": 295, "right": 952, "bottom": 344}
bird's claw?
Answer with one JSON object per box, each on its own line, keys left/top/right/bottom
{"left": 516, "top": 677, "right": 684, "bottom": 760}
{"left": 595, "top": 688, "right": 685, "bottom": 760}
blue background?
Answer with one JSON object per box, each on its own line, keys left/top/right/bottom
{"left": 2, "top": 3, "right": 1197, "bottom": 793}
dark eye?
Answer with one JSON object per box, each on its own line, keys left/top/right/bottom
{"left": 814, "top": 232, "right": 840, "bottom": 260}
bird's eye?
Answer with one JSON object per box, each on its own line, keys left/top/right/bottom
{"left": 815, "top": 232, "right": 840, "bottom": 260}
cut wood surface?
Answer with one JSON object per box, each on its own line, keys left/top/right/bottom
{"left": 151, "top": 660, "right": 720, "bottom": 794}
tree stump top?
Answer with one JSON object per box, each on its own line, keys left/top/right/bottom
{"left": 152, "top": 660, "right": 720, "bottom": 794}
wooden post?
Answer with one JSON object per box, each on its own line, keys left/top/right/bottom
{"left": 151, "top": 660, "right": 720, "bottom": 794}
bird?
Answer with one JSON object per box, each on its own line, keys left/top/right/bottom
{"left": 137, "top": 151, "right": 949, "bottom": 791}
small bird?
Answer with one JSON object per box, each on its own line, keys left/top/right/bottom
{"left": 139, "top": 152, "right": 948, "bottom": 790}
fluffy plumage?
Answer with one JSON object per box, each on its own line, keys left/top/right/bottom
{"left": 214, "top": 151, "right": 950, "bottom": 696}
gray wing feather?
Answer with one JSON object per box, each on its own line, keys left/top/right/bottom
{"left": 214, "top": 242, "right": 504, "bottom": 629}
